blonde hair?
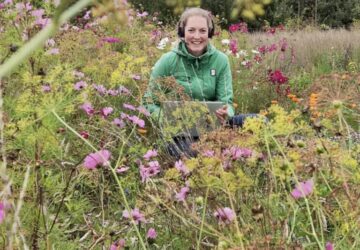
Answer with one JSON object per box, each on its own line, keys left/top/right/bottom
{"left": 178, "top": 7, "right": 214, "bottom": 35}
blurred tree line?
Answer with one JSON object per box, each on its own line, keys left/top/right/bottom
{"left": 129, "top": 0, "right": 360, "bottom": 30}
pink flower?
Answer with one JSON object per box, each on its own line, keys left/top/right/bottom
{"left": 93, "top": 84, "right": 107, "bottom": 95}
{"left": 279, "top": 38, "right": 288, "bottom": 52}
{"left": 74, "top": 80, "right": 87, "bottom": 90}
{"left": 229, "top": 39, "right": 238, "bottom": 55}
{"left": 107, "top": 89, "right": 119, "bottom": 96}
{"left": 143, "top": 149, "right": 158, "bottom": 160}
{"left": 175, "top": 160, "right": 189, "bottom": 176}
{"left": 83, "top": 149, "right": 111, "bottom": 170}
{"left": 42, "top": 85, "right": 51, "bottom": 92}
{"left": 139, "top": 161, "right": 160, "bottom": 182}
{"left": 83, "top": 10, "right": 91, "bottom": 20}
{"left": 214, "top": 207, "right": 236, "bottom": 224}
{"left": 4, "top": 0, "right": 13, "bottom": 5}
{"left": 80, "top": 131, "right": 89, "bottom": 139}
{"left": 45, "top": 38, "right": 55, "bottom": 47}
{"left": 31, "top": 9, "right": 44, "bottom": 18}
{"left": 132, "top": 74, "right": 141, "bottom": 80}
{"left": 101, "top": 107, "right": 113, "bottom": 118}
{"left": 258, "top": 45, "right": 267, "bottom": 54}
{"left": 128, "top": 115, "right": 145, "bottom": 128}
{"left": 73, "top": 70, "right": 85, "bottom": 78}
{"left": 0, "top": 202, "right": 5, "bottom": 224}
{"left": 291, "top": 179, "right": 314, "bottom": 199}
{"left": 175, "top": 186, "right": 190, "bottom": 202}
{"left": 268, "top": 69, "right": 288, "bottom": 84}
{"left": 123, "top": 103, "right": 136, "bottom": 111}
{"left": 80, "top": 102, "right": 95, "bottom": 116}
{"left": 35, "top": 17, "right": 51, "bottom": 28}
{"left": 229, "top": 24, "right": 239, "bottom": 32}
{"left": 113, "top": 118, "right": 125, "bottom": 128}
{"left": 137, "top": 11, "right": 148, "bottom": 17}
{"left": 202, "top": 150, "right": 215, "bottom": 157}
{"left": 46, "top": 48, "right": 59, "bottom": 55}
{"left": 102, "top": 37, "right": 121, "bottom": 43}
{"left": 325, "top": 242, "right": 334, "bottom": 250}
{"left": 122, "top": 208, "right": 146, "bottom": 224}
{"left": 223, "top": 147, "right": 252, "bottom": 160}
{"left": 118, "top": 86, "right": 130, "bottom": 95}
{"left": 137, "top": 106, "right": 150, "bottom": 117}
{"left": 267, "top": 43, "right": 277, "bottom": 53}
{"left": 116, "top": 166, "right": 130, "bottom": 173}
{"left": 110, "top": 239, "right": 125, "bottom": 250}
{"left": 147, "top": 228, "right": 157, "bottom": 239}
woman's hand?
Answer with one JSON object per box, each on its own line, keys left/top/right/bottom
{"left": 215, "top": 105, "right": 228, "bottom": 124}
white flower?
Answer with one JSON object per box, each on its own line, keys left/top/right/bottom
{"left": 156, "top": 37, "right": 169, "bottom": 50}
{"left": 241, "top": 60, "right": 250, "bottom": 66}
{"left": 238, "top": 50, "right": 248, "bottom": 57}
{"left": 221, "top": 39, "right": 230, "bottom": 45}
{"left": 251, "top": 49, "right": 260, "bottom": 54}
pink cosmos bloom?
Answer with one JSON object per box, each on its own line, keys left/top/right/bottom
{"left": 291, "top": 179, "right": 314, "bottom": 199}
{"left": 80, "top": 102, "right": 95, "bottom": 116}
{"left": 80, "top": 131, "right": 89, "bottom": 139}
{"left": 143, "top": 149, "right": 158, "bottom": 160}
{"left": 35, "top": 17, "right": 51, "bottom": 28}
{"left": 45, "top": 38, "right": 55, "bottom": 47}
{"left": 4, "top": 0, "right": 13, "bottom": 5}
{"left": 42, "top": 85, "right": 51, "bottom": 92}
{"left": 102, "top": 37, "right": 121, "bottom": 43}
{"left": 128, "top": 115, "right": 145, "bottom": 128}
{"left": 137, "top": 11, "right": 148, "bottom": 17}
{"left": 101, "top": 107, "right": 113, "bottom": 118}
{"left": 118, "top": 86, "right": 130, "bottom": 95}
{"left": 267, "top": 43, "right": 277, "bottom": 53}
{"left": 122, "top": 208, "right": 146, "bottom": 224}
{"left": 279, "top": 38, "right": 288, "bottom": 52}
{"left": 132, "top": 74, "right": 141, "bottom": 80}
{"left": 175, "top": 186, "right": 190, "bottom": 202}
{"left": 113, "top": 118, "right": 126, "bottom": 128}
{"left": 83, "top": 10, "right": 91, "bottom": 20}
{"left": 74, "top": 80, "right": 87, "bottom": 90}
{"left": 229, "top": 24, "right": 239, "bottom": 33}
{"left": 123, "top": 103, "right": 136, "bottom": 111}
{"left": 147, "top": 228, "right": 157, "bottom": 239}
{"left": 268, "top": 69, "right": 288, "bottom": 84}
{"left": 325, "top": 242, "right": 334, "bottom": 250}
{"left": 31, "top": 9, "right": 44, "bottom": 18}
{"left": 258, "top": 45, "right": 267, "bottom": 54}
{"left": 229, "top": 39, "right": 238, "bottom": 55}
{"left": 116, "top": 166, "right": 130, "bottom": 173}
{"left": 223, "top": 147, "right": 252, "bottom": 160}
{"left": 46, "top": 48, "right": 59, "bottom": 55}
{"left": 175, "top": 160, "right": 189, "bottom": 176}
{"left": 0, "top": 202, "right": 5, "bottom": 224}
{"left": 83, "top": 149, "right": 111, "bottom": 170}
{"left": 110, "top": 239, "right": 125, "bottom": 250}
{"left": 0, "top": 3, "right": 4, "bottom": 9}
{"left": 139, "top": 161, "right": 160, "bottom": 182}
{"left": 137, "top": 106, "right": 150, "bottom": 117}
{"left": 25, "top": 2, "right": 32, "bottom": 11}
{"left": 214, "top": 207, "right": 236, "bottom": 224}
{"left": 120, "top": 112, "right": 129, "bottom": 119}
{"left": 107, "top": 89, "right": 119, "bottom": 96}
{"left": 93, "top": 84, "right": 107, "bottom": 95}
{"left": 202, "top": 150, "right": 215, "bottom": 157}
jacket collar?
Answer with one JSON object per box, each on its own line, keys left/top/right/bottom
{"left": 172, "top": 40, "right": 215, "bottom": 61}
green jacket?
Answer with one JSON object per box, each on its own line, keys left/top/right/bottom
{"left": 144, "top": 41, "right": 234, "bottom": 119}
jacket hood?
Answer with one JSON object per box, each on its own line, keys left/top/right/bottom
{"left": 172, "top": 40, "right": 216, "bottom": 60}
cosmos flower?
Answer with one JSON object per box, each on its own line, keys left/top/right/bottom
{"left": 83, "top": 149, "right": 111, "bottom": 170}
{"left": 122, "top": 208, "right": 146, "bottom": 224}
{"left": 213, "top": 207, "right": 236, "bottom": 224}
{"left": 291, "top": 179, "right": 314, "bottom": 199}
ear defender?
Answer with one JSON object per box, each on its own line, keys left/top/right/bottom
{"left": 177, "top": 19, "right": 215, "bottom": 38}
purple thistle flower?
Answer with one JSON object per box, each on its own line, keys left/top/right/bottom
{"left": 123, "top": 103, "right": 136, "bottom": 111}
{"left": 122, "top": 208, "right": 146, "bottom": 224}
{"left": 175, "top": 186, "right": 190, "bottom": 202}
{"left": 107, "top": 89, "right": 119, "bottom": 96}
{"left": 175, "top": 160, "right": 189, "bottom": 176}
{"left": 110, "top": 239, "right": 125, "bottom": 250}
{"left": 137, "top": 11, "right": 148, "bottom": 17}
{"left": 147, "top": 228, "right": 157, "bottom": 239}
{"left": 74, "top": 80, "right": 87, "bottom": 90}
{"left": 291, "top": 179, "right": 314, "bottom": 199}
{"left": 214, "top": 207, "right": 236, "bottom": 224}
{"left": 80, "top": 102, "right": 95, "bottom": 116}
{"left": 113, "top": 118, "right": 125, "bottom": 128}
{"left": 137, "top": 106, "right": 150, "bottom": 117}
{"left": 139, "top": 161, "right": 160, "bottom": 182}
{"left": 118, "top": 86, "right": 130, "bottom": 95}
{"left": 83, "top": 149, "right": 111, "bottom": 170}
{"left": 31, "top": 9, "right": 44, "bottom": 18}
{"left": 35, "top": 17, "right": 51, "bottom": 28}
{"left": 143, "top": 149, "right": 158, "bottom": 160}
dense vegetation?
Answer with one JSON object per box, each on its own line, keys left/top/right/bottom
{"left": 0, "top": 0, "right": 359, "bottom": 249}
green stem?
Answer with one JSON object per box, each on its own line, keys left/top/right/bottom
{"left": 0, "top": 0, "right": 93, "bottom": 79}
{"left": 196, "top": 187, "right": 209, "bottom": 250}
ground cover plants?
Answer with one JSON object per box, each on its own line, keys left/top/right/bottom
{"left": 0, "top": 1, "right": 359, "bottom": 249}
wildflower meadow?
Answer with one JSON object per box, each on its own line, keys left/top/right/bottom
{"left": 0, "top": 0, "right": 359, "bottom": 249}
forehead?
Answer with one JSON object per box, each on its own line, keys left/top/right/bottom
{"left": 185, "top": 16, "right": 208, "bottom": 28}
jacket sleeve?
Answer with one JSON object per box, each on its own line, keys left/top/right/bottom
{"left": 143, "top": 54, "right": 170, "bottom": 119}
{"left": 216, "top": 56, "right": 235, "bottom": 117}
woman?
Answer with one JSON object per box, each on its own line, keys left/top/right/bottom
{"left": 144, "top": 7, "right": 252, "bottom": 158}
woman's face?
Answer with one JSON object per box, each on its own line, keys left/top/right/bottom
{"left": 184, "top": 16, "right": 209, "bottom": 57}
